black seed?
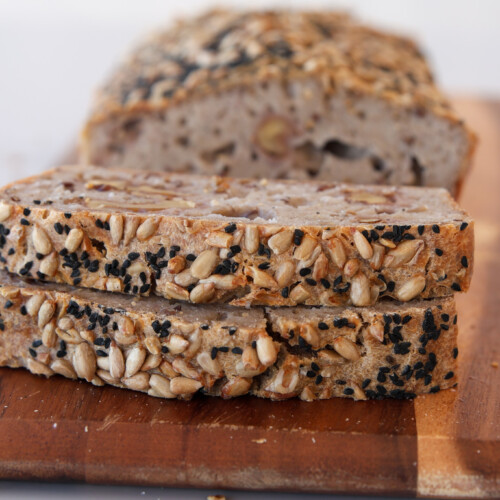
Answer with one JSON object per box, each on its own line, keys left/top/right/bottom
{"left": 311, "top": 362, "right": 320, "bottom": 372}
{"left": 230, "top": 245, "right": 241, "bottom": 255}
{"left": 224, "top": 223, "right": 237, "bottom": 233}
{"left": 418, "top": 347, "right": 427, "bottom": 355}
{"left": 320, "top": 278, "right": 330, "bottom": 289}
{"left": 305, "top": 278, "right": 317, "bottom": 286}
{"left": 56, "top": 350, "right": 66, "bottom": 358}
{"left": 218, "top": 346, "right": 229, "bottom": 353}
{"left": 4, "top": 300, "right": 13, "bottom": 309}
{"left": 33, "top": 200, "right": 41, "bottom": 205}
{"left": 376, "top": 385, "right": 387, "bottom": 395}
{"left": 20, "top": 218, "right": 30, "bottom": 226}
{"left": 402, "top": 315, "right": 412, "bottom": 324}
{"left": 429, "top": 385, "right": 440, "bottom": 393}
{"left": 293, "top": 229, "right": 304, "bottom": 245}
{"left": 211, "top": 347, "right": 218, "bottom": 359}
{"left": 315, "top": 375, "right": 323, "bottom": 385}
{"left": 451, "top": 283, "right": 461, "bottom": 292}
{"left": 251, "top": 341, "right": 257, "bottom": 349}
{"left": 306, "top": 370, "right": 316, "bottom": 378}
{"left": 28, "top": 348, "right": 37, "bottom": 357}
{"left": 318, "top": 322, "right": 329, "bottom": 330}
{"left": 386, "top": 281, "right": 395, "bottom": 292}
{"left": 201, "top": 324, "right": 209, "bottom": 330}
{"left": 461, "top": 256, "right": 468, "bottom": 268}
{"left": 258, "top": 262, "right": 270, "bottom": 270}
{"left": 377, "top": 372, "right": 387, "bottom": 383}
{"left": 460, "top": 222, "right": 468, "bottom": 231}
{"left": 228, "top": 327, "right": 237, "bottom": 336}
{"left": 128, "top": 252, "right": 140, "bottom": 261}
{"left": 424, "top": 374, "right": 432, "bottom": 386}
{"left": 452, "top": 347, "right": 458, "bottom": 358}
{"left": 299, "top": 267, "right": 311, "bottom": 276}
{"left": 393, "top": 342, "right": 411, "bottom": 355}
{"left": 95, "top": 219, "right": 104, "bottom": 228}
{"left": 444, "top": 371, "right": 454, "bottom": 380}
{"left": 335, "top": 379, "right": 346, "bottom": 385}
{"left": 281, "top": 287, "right": 289, "bottom": 298}
{"left": 186, "top": 253, "right": 196, "bottom": 261}
{"left": 20, "top": 305, "right": 27, "bottom": 315}
{"left": 432, "top": 224, "right": 440, "bottom": 233}
{"left": 361, "top": 379, "right": 371, "bottom": 389}
{"left": 417, "top": 225, "right": 425, "bottom": 235}
{"left": 96, "top": 350, "right": 108, "bottom": 357}
{"left": 140, "top": 284, "right": 150, "bottom": 294}
{"left": 435, "top": 248, "right": 443, "bottom": 256}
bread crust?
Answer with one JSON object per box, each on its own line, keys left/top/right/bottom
{"left": 0, "top": 272, "right": 458, "bottom": 401}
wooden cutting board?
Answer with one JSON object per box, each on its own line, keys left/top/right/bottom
{"left": 0, "top": 99, "right": 498, "bottom": 498}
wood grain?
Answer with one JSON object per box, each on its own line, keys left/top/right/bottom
{"left": 0, "top": 99, "right": 498, "bottom": 498}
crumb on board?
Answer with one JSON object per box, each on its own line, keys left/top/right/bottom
{"left": 492, "top": 361, "right": 498, "bottom": 368}
{"left": 207, "top": 495, "right": 226, "bottom": 500}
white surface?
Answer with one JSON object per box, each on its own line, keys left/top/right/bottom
{"left": 0, "top": 1, "right": 494, "bottom": 498}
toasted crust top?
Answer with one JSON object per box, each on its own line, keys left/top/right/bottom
{"left": 88, "top": 9, "right": 463, "bottom": 125}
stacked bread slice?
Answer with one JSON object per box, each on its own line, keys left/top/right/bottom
{"left": 0, "top": 166, "right": 473, "bottom": 400}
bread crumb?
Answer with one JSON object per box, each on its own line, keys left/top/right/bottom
{"left": 492, "top": 361, "right": 498, "bottom": 368}
{"left": 207, "top": 496, "right": 226, "bottom": 500}
{"left": 252, "top": 438, "right": 267, "bottom": 444}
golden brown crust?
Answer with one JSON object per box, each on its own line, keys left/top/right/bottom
{"left": 0, "top": 166, "right": 474, "bottom": 307}
{"left": 0, "top": 272, "right": 458, "bottom": 401}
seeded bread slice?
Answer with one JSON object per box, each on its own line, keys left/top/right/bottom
{"left": 0, "top": 272, "right": 457, "bottom": 401}
{"left": 80, "top": 9, "right": 475, "bottom": 195}
{"left": 0, "top": 166, "right": 473, "bottom": 307}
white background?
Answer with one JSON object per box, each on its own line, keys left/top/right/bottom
{"left": 0, "top": 1, "right": 498, "bottom": 499}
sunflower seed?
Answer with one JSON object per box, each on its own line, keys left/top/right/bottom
{"left": 221, "top": 377, "right": 252, "bottom": 398}
{"left": 64, "top": 228, "right": 84, "bottom": 253}
{"left": 97, "top": 369, "right": 119, "bottom": 385}
{"left": 109, "top": 342, "right": 125, "bottom": 379}
{"left": 39, "top": 252, "right": 59, "bottom": 277}
{"left": 32, "top": 225, "right": 52, "bottom": 255}
{"left": 244, "top": 226, "right": 259, "bottom": 254}
{"left": 384, "top": 240, "right": 424, "bottom": 268}
{"left": 333, "top": 336, "right": 360, "bottom": 361}
{"left": 56, "top": 327, "right": 82, "bottom": 344}
{"left": 167, "top": 334, "right": 190, "bottom": 354}
{"left": 351, "top": 382, "right": 367, "bottom": 400}
{"left": 73, "top": 342, "right": 96, "bottom": 381}
{"left": 57, "top": 316, "right": 73, "bottom": 330}
{"left": 37, "top": 300, "right": 55, "bottom": 328}
{"left": 201, "top": 274, "right": 242, "bottom": 290}
{"left": 163, "top": 282, "right": 190, "bottom": 301}
{"left": 109, "top": 214, "right": 124, "bottom": 245}
{"left": 367, "top": 321, "right": 384, "bottom": 342}
{"left": 289, "top": 284, "right": 310, "bottom": 303}
{"left": 27, "top": 358, "right": 53, "bottom": 377}
{"left": 196, "top": 352, "right": 222, "bottom": 377}
{"left": 0, "top": 203, "right": 12, "bottom": 222}
{"left": 350, "top": 272, "right": 371, "bottom": 306}
{"left": 190, "top": 250, "right": 218, "bottom": 279}
{"left": 300, "top": 324, "right": 320, "bottom": 348}
{"left": 395, "top": 275, "right": 426, "bottom": 301}
{"left": 242, "top": 346, "right": 260, "bottom": 370}
{"left": 207, "top": 231, "right": 233, "bottom": 248}
{"left": 26, "top": 294, "right": 45, "bottom": 317}
{"left": 172, "top": 358, "right": 199, "bottom": 379}
{"left": 106, "top": 278, "right": 122, "bottom": 292}
{"left": 114, "top": 317, "right": 136, "bottom": 345}
{"left": 136, "top": 218, "right": 159, "bottom": 241}
{"left": 256, "top": 336, "right": 277, "bottom": 366}
{"left": 274, "top": 260, "right": 295, "bottom": 287}
{"left": 343, "top": 258, "right": 360, "bottom": 278}
{"left": 265, "top": 366, "right": 299, "bottom": 394}
{"left": 312, "top": 252, "right": 329, "bottom": 280}
{"left": 122, "top": 372, "right": 150, "bottom": 391}
{"left": 294, "top": 234, "right": 317, "bottom": 260}
{"left": 170, "top": 376, "right": 202, "bottom": 395}
{"left": 97, "top": 356, "right": 110, "bottom": 371}
{"left": 50, "top": 359, "right": 77, "bottom": 379}
{"left": 370, "top": 243, "right": 385, "bottom": 270}
{"left": 248, "top": 266, "right": 277, "bottom": 288}
{"left": 174, "top": 269, "right": 198, "bottom": 287}
{"left": 379, "top": 238, "right": 396, "bottom": 249}
{"left": 124, "top": 346, "right": 146, "bottom": 378}
{"left": 141, "top": 353, "right": 161, "bottom": 371}
{"left": 354, "top": 230, "right": 373, "bottom": 259}
{"left": 91, "top": 375, "right": 105, "bottom": 387}
{"left": 182, "top": 331, "right": 201, "bottom": 359}
{"left": 317, "top": 350, "right": 343, "bottom": 364}
{"left": 123, "top": 218, "right": 140, "bottom": 245}
{"left": 149, "top": 374, "right": 176, "bottom": 398}
{"left": 189, "top": 282, "right": 215, "bottom": 303}
{"left": 144, "top": 336, "right": 161, "bottom": 355}
{"left": 326, "top": 237, "right": 347, "bottom": 268}
{"left": 167, "top": 255, "right": 185, "bottom": 274}
{"left": 268, "top": 229, "right": 293, "bottom": 255}
{"left": 300, "top": 386, "right": 315, "bottom": 401}
{"left": 42, "top": 323, "right": 57, "bottom": 348}
{"left": 159, "top": 360, "right": 178, "bottom": 378}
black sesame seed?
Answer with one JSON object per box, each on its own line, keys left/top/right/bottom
{"left": 218, "top": 346, "right": 229, "bottom": 353}
{"left": 460, "top": 222, "right": 468, "bottom": 231}
{"left": 96, "top": 350, "right": 108, "bottom": 357}
{"left": 128, "top": 252, "right": 140, "bottom": 261}
{"left": 281, "top": 287, "right": 289, "bottom": 298}
{"left": 452, "top": 347, "right": 458, "bottom": 358}
{"left": 444, "top": 371, "right": 454, "bottom": 380}
{"left": 343, "top": 387, "right": 354, "bottom": 395}
{"left": 429, "top": 385, "right": 440, "bottom": 393}
{"left": 224, "top": 223, "right": 237, "bottom": 233}
{"left": 56, "top": 350, "right": 66, "bottom": 358}
{"left": 33, "top": 200, "right": 41, "bottom": 205}
{"left": 361, "top": 379, "right": 371, "bottom": 389}
{"left": 376, "top": 385, "right": 387, "bottom": 395}
{"left": 231, "top": 347, "right": 243, "bottom": 354}
{"left": 417, "top": 225, "right": 425, "bottom": 235}
{"left": 7, "top": 248, "right": 15, "bottom": 255}
{"left": 335, "top": 379, "right": 347, "bottom": 385}
{"left": 311, "top": 362, "right": 320, "bottom": 372}
{"left": 230, "top": 245, "right": 241, "bottom": 255}
{"left": 161, "top": 346, "right": 169, "bottom": 354}
{"left": 320, "top": 278, "right": 330, "bottom": 289}
{"left": 461, "top": 256, "right": 468, "bottom": 268}
{"left": 418, "top": 347, "right": 427, "bottom": 355}
{"left": 386, "top": 281, "right": 395, "bottom": 292}
{"left": 432, "top": 224, "right": 440, "bottom": 234}
{"left": 435, "top": 248, "right": 443, "bottom": 256}
{"left": 95, "top": 219, "right": 104, "bottom": 229}
{"left": 4, "top": 300, "right": 13, "bottom": 309}
{"left": 318, "top": 322, "right": 329, "bottom": 330}
{"left": 186, "top": 253, "right": 196, "bottom": 261}
{"left": 402, "top": 315, "right": 412, "bottom": 324}
{"left": 251, "top": 341, "right": 257, "bottom": 349}
{"left": 20, "top": 305, "right": 27, "bottom": 315}
{"left": 20, "top": 218, "right": 30, "bottom": 226}
{"left": 377, "top": 372, "right": 387, "bottom": 383}
{"left": 210, "top": 347, "right": 218, "bottom": 359}
{"left": 306, "top": 370, "right": 316, "bottom": 378}
{"left": 315, "top": 375, "right": 323, "bottom": 385}
{"left": 451, "top": 283, "right": 461, "bottom": 292}
{"left": 305, "top": 278, "right": 317, "bottom": 286}
{"left": 64, "top": 213, "right": 72, "bottom": 219}
{"left": 299, "top": 268, "right": 311, "bottom": 276}
{"left": 258, "top": 262, "right": 270, "bottom": 270}
{"left": 228, "top": 327, "right": 237, "bottom": 336}
{"left": 293, "top": 229, "right": 304, "bottom": 246}
{"left": 424, "top": 374, "right": 432, "bottom": 386}
{"left": 28, "top": 348, "right": 37, "bottom": 357}
{"left": 201, "top": 324, "right": 209, "bottom": 330}
{"left": 393, "top": 342, "right": 411, "bottom": 355}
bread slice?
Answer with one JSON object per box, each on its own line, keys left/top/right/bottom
{"left": 0, "top": 271, "right": 458, "bottom": 401}
{"left": 80, "top": 9, "right": 475, "bottom": 195}
{"left": 0, "top": 165, "right": 473, "bottom": 307}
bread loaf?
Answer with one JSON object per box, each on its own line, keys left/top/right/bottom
{"left": 80, "top": 9, "right": 475, "bottom": 194}
{"left": 0, "top": 271, "right": 458, "bottom": 401}
{"left": 0, "top": 165, "right": 473, "bottom": 306}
